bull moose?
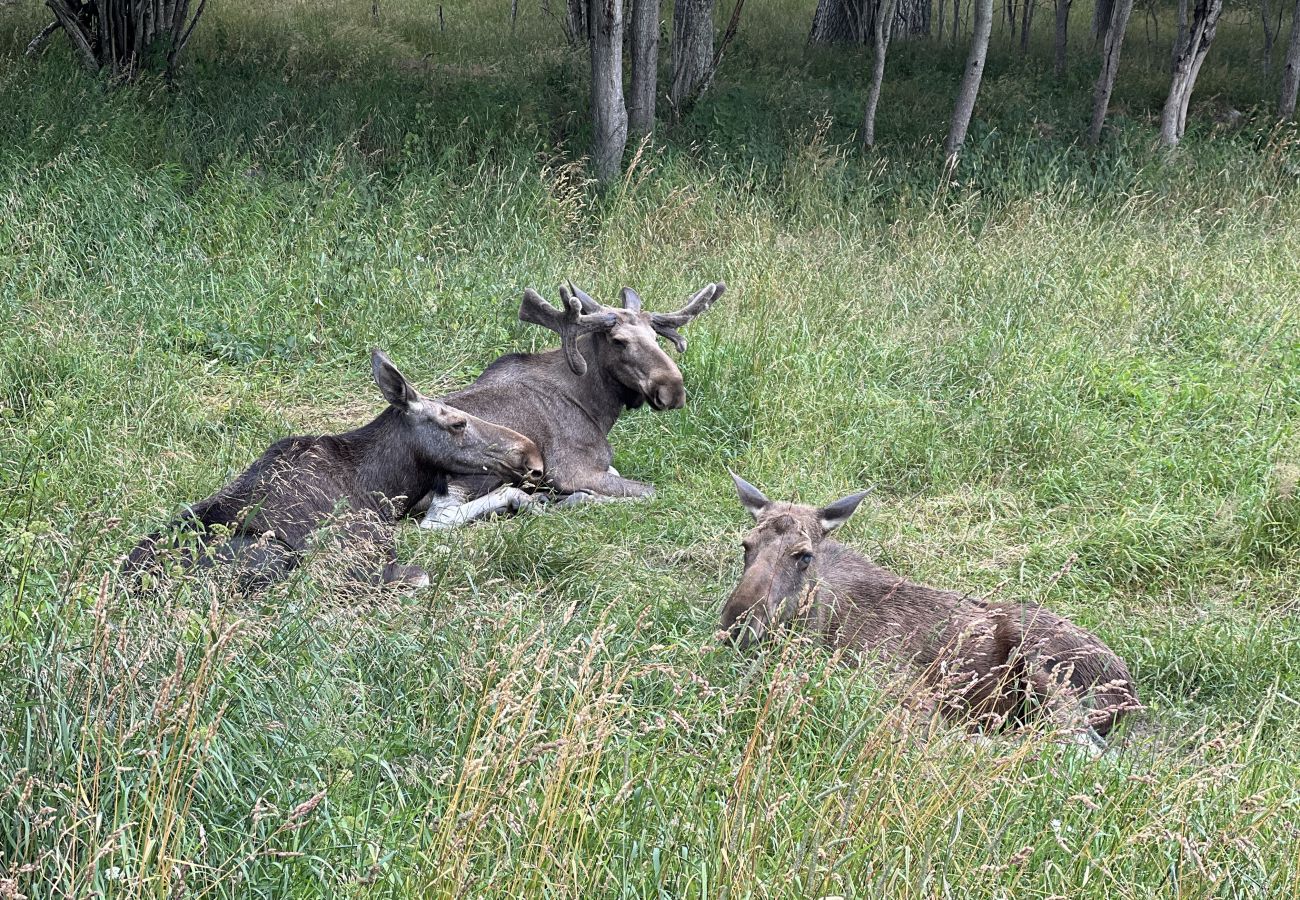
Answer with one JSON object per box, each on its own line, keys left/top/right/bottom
{"left": 720, "top": 473, "right": 1139, "bottom": 750}
{"left": 123, "top": 350, "right": 543, "bottom": 590}
{"left": 416, "top": 282, "right": 725, "bottom": 528}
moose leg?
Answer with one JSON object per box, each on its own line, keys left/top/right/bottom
{"left": 202, "top": 533, "right": 300, "bottom": 591}
{"left": 419, "top": 483, "right": 535, "bottom": 529}
{"left": 1022, "top": 661, "right": 1108, "bottom": 756}
{"left": 553, "top": 469, "right": 656, "bottom": 503}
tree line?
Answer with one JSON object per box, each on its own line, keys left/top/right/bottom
{"left": 584, "top": 0, "right": 1300, "bottom": 180}
{"left": 22, "top": 0, "right": 1300, "bottom": 181}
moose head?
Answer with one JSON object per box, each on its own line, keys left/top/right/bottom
{"left": 518, "top": 282, "right": 725, "bottom": 411}
{"left": 720, "top": 472, "right": 873, "bottom": 649}
{"left": 370, "top": 349, "right": 545, "bottom": 484}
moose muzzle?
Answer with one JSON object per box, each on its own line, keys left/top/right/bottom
{"left": 648, "top": 377, "right": 686, "bottom": 411}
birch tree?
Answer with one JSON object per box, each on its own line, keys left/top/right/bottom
{"left": 863, "top": 0, "right": 899, "bottom": 148}
{"left": 1053, "top": 0, "right": 1072, "bottom": 77}
{"left": 27, "top": 0, "right": 208, "bottom": 79}
{"left": 945, "top": 0, "right": 993, "bottom": 160}
{"left": 1281, "top": 0, "right": 1300, "bottom": 117}
{"left": 1159, "top": 0, "right": 1224, "bottom": 147}
{"left": 629, "top": 0, "right": 661, "bottom": 137}
{"left": 591, "top": 0, "right": 629, "bottom": 181}
{"left": 670, "top": 0, "right": 714, "bottom": 117}
{"left": 1088, "top": 0, "right": 1135, "bottom": 144}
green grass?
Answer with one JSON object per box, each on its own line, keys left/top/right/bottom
{"left": 2, "top": 0, "right": 1300, "bottom": 896}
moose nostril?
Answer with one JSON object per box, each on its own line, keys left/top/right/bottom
{"left": 528, "top": 468, "right": 544, "bottom": 481}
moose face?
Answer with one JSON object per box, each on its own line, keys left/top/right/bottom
{"left": 518, "top": 282, "right": 725, "bottom": 412}
{"left": 594, "top": 307, "right": 687, "bottom": 411}
{"left": 720, "top": 472, "right": 871, "bottom": 649}
{"left": 371, "top": 350, "right": 545, "bottom": 484}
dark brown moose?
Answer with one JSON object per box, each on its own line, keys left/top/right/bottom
{"left": 720, "top": 473, "right": 1139, "bottom": 750}
{"left": 124, "top": 350, "right": 543, "bottom": 590}
{"left": 416, "top": 282, "right": 725, "bottom": 528}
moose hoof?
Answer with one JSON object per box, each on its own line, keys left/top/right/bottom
{"left": 387, "top": 564, "right": 430, "bottom": 588}
{"left": 554, "top": 491, "right": 594, "bottom": 508}
{"left": 501, "top": 487, "right": 533, "bottom": 513}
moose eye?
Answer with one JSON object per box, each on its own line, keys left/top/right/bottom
{"left": 795, "top": 552, "right": 814, "bottom": 570}
{"left": 447, "top": 418, "right": 468, "bottom": 433}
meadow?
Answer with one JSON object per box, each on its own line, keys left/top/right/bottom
{"left": 2, "top": 0, "right": 1299, "bottom": 896}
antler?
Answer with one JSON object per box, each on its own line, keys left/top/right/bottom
{"left": 565, "top": 282, "right": 607, "bottom": 315}
{"left": 649, "top": 282, "right": 726, "bottom": 352}
{"left": 518, "top": 287, "right": 617, "bottom": 375}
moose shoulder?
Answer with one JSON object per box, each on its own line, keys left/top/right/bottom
{"left": 417, "top": 282, "right": 725, "bottom": 529}
{"left": 123, "top": 350, "right": 543, "bottom": 591}
{"left": 720, "top": 473, "right": 1139, "bottom": 749}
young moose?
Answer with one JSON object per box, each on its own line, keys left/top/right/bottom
{"left": 417, "top": 282, "right": 725, "bottom": 528}
{"left": 720, "top": 473, "right": 1139, "bottom": 749}
{"left": 124, "top": 350, "right": 543, "bottom": 590}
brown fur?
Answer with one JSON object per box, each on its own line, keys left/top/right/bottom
{"left": 124, "top": 350, "right": 543, "bottom": 591}
{"left": 721, "top": 476, "right": 1140, "bottom": 740}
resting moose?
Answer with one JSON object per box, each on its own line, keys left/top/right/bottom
{"left": 720, "top": 473, "right": 1139, "bottom": 749}
{"left": 417, "top": 282, "right": 725, "bottom": 528}
{"left": 123, "top": 350, "right": 543, "bottom": 590}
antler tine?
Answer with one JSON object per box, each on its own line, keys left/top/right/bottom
{"left": 566, "top": 281, "right": 606, "bottom": 315}
{"left": 519, "top": 285, "right": 619, "bottom": 376}
{"left": 651, "top": 282, "right": 726, "bottom": 328}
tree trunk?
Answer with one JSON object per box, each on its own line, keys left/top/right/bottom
{"left": 894, "top": 0, "right": 931, "bottom": 37}
{"left": 944, "top": 0, "right": 992, "bottom": 160}
{"left": 37, "top": 0, "right": 206, "bottom": 79}
{"left": 937, "top": 0, "right": 946, "bottom": 42}
{"left": 952, "top": 0, "right": 961, "bottom": 44}
{"left": 1019, "top": 0, "right": 1035, "bottom": 53}
{"left": 1159, "top": 0, "right": 1223, "bottom": 147}
{"left": 1092, "top": 0, "right": 1114, "bottom": 42}
{"left": 1087, "top": 0, "right": 1134, "bottom": 144}
{"left": 629, "top": 0, "right": 660, "bottom": 136}
{"left": 1053, "top": 0, "right": 1071, "bottom": 76}
{"left": 1172, "top": 0, "right": 1188, "bottom": 71}
{"left": 1261, "top": 0, "right": 1276, "bottom": 75}
{"left": 1278, "top": 0, "right": 1300, "bottom": 117}
{"left": 565, "top": 0, "right": 589, "bottom": 44}
{"left": 811, "top": 0, "right": 871, "bottom": 43}
{"left": 863, "top": 0, "right": 898, "bottom": 147}
{"left": 670, "top": 0, "right": 714, "bottom": 116}
{"left": 590, "top": 0, "right": 629, "bottom": 181}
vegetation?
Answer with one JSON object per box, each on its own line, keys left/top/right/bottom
{"left": 2, "top": 0, "right": 1299, "bottom": 896}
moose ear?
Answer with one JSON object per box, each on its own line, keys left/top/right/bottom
{"left": 818, "top": 489, "right": 872, "bottom": 532}
{"left": 729, "top": 470, "right": 771, "bottom": 519}
{"left": 371, "top": 349, "right": 421, "bottom": 412}
{"left": 619, "top": 287, "right": 642, "bottom": 312}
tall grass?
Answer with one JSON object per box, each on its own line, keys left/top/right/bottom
{"left": 2, "top": 0, "right": 1299, "bottom": 896}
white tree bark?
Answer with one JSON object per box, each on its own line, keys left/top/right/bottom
{"left": 944, "top": 0, "right": 992, "bottom": 160}
{"left": 590, "top": 0, "right": 629, "bottom": 181}
{"left": 863, "top": 0, "right": 898, "bottom": 147}
{"left": 1159, "top": 0, "right": 1224, "bottom": 147}
{"left": 1087, "top": 0, "right": 1135, "bottom": 144}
